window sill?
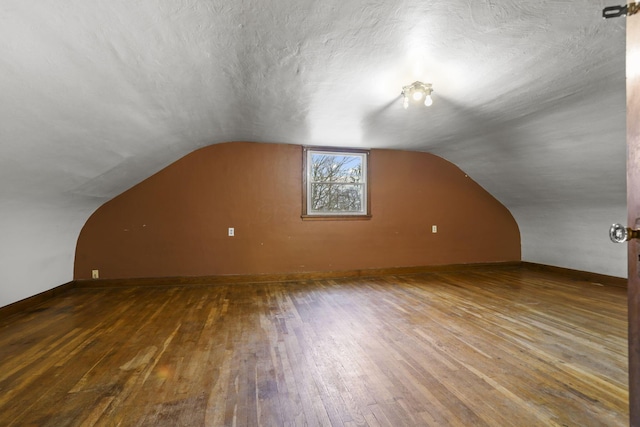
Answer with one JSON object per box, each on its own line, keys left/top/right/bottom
{"left": 301, "top": 214, "right": 372, "bottom": 221}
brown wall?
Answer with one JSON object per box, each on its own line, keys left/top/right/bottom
{"left": 74, "top": 142, "right": 520, "bottom": 280}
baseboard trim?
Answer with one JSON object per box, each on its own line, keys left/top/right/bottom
{"left": 0, "top": 281, "right": 76, "bottom": 319}
{"left": 3, "top": 261, "right": 626, "bottom": 316}
{"left": 74, "top": 261, "right": 522, "bottom": 289}
{"left": 521, "top": 262, "right": 627, "bottom": 288}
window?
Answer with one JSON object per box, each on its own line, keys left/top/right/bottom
{"left": 302, "top": 147, "right": 370, "bottom": 219}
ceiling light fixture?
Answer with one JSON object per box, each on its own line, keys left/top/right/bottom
{"left": 402, "top": 81, "right": 433, "bottom": 109}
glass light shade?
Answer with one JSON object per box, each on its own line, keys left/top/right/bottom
{"left": 402, "top": 81, "right": 433, "bottom": 109}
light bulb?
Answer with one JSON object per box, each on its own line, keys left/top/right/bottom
{"left": 412, "top": 91, "right": 423, "bottom": 101}
{"left": 424, "top": 94, "right": 433, "bottom": 107}
{"left": 403, "top": 96, "right": 409, "bottom": 109}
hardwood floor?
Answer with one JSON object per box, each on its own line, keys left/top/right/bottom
{"left": 0, "top": 266, "right": 628, "bottom": 426}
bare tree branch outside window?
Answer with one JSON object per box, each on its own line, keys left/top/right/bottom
{"left": 309, "top": 153, "right": 365, "bottom": 213}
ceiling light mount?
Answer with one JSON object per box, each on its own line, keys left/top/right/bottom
{"left": 402, "top": 81, "right": 433, "bottom": 109}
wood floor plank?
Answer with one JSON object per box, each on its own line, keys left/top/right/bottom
{"left": 0, "top": 266, "right": 629, "bottom": 426}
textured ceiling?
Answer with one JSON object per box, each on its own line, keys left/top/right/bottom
{"left": 0, "top": 0, "right": 629, "bottom": 304}
{"left": 0, "top": 0, "right": 626, "bottom": 200}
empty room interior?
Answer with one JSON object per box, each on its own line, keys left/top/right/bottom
{"left": 1, "top": 1, "right": 637, "bottom": 426}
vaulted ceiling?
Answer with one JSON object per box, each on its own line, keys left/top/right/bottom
{"left": 0, "top": 0, "right": 628, "bottom": 306}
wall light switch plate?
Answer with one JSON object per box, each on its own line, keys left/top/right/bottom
{"left": 432, "top": 225, "right": 437, "bottom": 233}
{"left": 91, "top": 269, "right": 99, "bottom": 279}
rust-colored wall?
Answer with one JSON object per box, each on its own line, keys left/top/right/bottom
{"left": 74, "top": 142, "right": 520, "bottom": 279}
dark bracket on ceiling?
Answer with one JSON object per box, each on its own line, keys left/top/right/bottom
{"left": 603, "top": 2, "right": 640, "bottom": 19}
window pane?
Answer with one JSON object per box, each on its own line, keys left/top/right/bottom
{"left": 310, "top": 154, "right": 363, "bottom": 184}
{"left": 304, "top": 148, "right": 369, "bottom": 218}
{"left": 311, "top": 183, "right": 363, "bottom": 213}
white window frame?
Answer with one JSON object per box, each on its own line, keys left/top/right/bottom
{"left": 302, "top": 147, "right": 371, "bottom": 220}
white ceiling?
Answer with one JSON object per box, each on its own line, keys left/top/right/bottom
{"left": 0, "top": 0, "right": 629, "bottom": 305}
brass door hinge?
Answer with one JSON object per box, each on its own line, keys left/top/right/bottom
{"left": 603, "top": 2, "right": 640, "bottom": 19}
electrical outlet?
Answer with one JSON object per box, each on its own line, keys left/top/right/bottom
{"left": 91, "top": 269, "right": 99, "bottom": 279}
{"left": 228, "top": 227, "right": 235, "bottom": 237}
{"left": 432, "top": 225, "right": 437, "bottom": 233}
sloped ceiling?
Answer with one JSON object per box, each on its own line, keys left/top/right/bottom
{"left": 0, "top": 0, "right": 628, "bottom": 306}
